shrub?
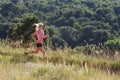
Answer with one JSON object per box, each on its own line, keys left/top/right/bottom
{"left": 104, "top": 39, "right": 120, "bottom": 51}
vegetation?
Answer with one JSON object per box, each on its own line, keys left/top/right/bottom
{"left": 1, "top": 0, "right": 120, "bottom": 79}
{"left": 104, "top": 39, "right": 120, "bottom": 51}
{"left": 0, "top": 41, "right": 120, "bottom": 80}
{"left": 0, "top": 0, "right": 120, "bottom": 48}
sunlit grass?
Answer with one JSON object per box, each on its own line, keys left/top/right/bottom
{"left": 0, "top": 41, "right": 120, "bottom": 80}
{"left": 0, "top": 61, "right": 120, "bottom": 80}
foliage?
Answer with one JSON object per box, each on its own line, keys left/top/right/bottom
{"left": 1, "top": 0, "right": 120, "bottom": 47}
{"left": 104, "top": 39, "right": 120, "bottom": 51}
{"left": 8, "top": 14, "right": 40, "bottom": 42}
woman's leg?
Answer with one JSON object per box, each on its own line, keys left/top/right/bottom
{"left": 39, "top": 47, "right": 47, "bottom": 61}
{"left": 24, "top": 48, "right": 40, "bottom": 55}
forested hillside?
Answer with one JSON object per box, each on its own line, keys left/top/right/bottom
{"left": 0, "top": 0, "right": 120, "bottom": 48}
{"left": 1, "top": 1, "right": 120, "bottom": 80}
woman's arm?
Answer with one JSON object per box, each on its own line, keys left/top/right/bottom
{"left": 31, "top": 32, "right": 37, "bottom": 42}
{"left": 42, "top": 30, "right": 48, "bottom": 39}
{"left": 43, "top": 35, "right": 48, "bottom": 39}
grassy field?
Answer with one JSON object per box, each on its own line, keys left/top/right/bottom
{"left": 0, "top": 42, "right": 120, "bottom": 80}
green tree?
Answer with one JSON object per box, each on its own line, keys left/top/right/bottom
{"left": 93, "top": 30, "right": 113, "bottom": 44}
{"left": 8, "top": 14, "right": 40, "bottom": 42}
{"left": 51, "top": 35, "right": 66, "bottom": 48}
{"left": 78, "top": 25, "right": 96, "bottom": 45}
{"left": 104, "top": 39, "right": 120, "bottom": 51}
{"left": 59, "top": 27, "right": 77, "bottom": 47}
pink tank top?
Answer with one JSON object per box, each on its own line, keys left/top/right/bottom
{"left": 35, "top": 30, "right": 44, "bottom": 44}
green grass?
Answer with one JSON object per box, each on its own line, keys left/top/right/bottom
{"left": 0, "top": 43, "right": 120, "bottom": 80}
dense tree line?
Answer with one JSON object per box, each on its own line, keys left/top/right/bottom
{"left": 0, "top": 0, "right": 120, "bottom": 48}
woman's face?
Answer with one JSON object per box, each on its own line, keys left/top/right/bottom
{"left": 38, "top": 25, "right": 43, "bottom": 30}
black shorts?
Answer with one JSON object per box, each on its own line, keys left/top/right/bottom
{"left": 36, "top": 43, "right": 43, "bottom": 48}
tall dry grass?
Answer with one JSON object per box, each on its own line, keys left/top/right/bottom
{"left": 0, "top": 40, "right": 120, "bottom": 80}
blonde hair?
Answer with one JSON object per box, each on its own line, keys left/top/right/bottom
{"left": 35, "top": 23, "right": 44, "bottom": 31}
{"left": 38, "top": 23, "right": 44, "bottom": 26}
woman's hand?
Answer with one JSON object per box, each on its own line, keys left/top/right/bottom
{"left": 43, "top": 35, "right": 49, "bottom": 38}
